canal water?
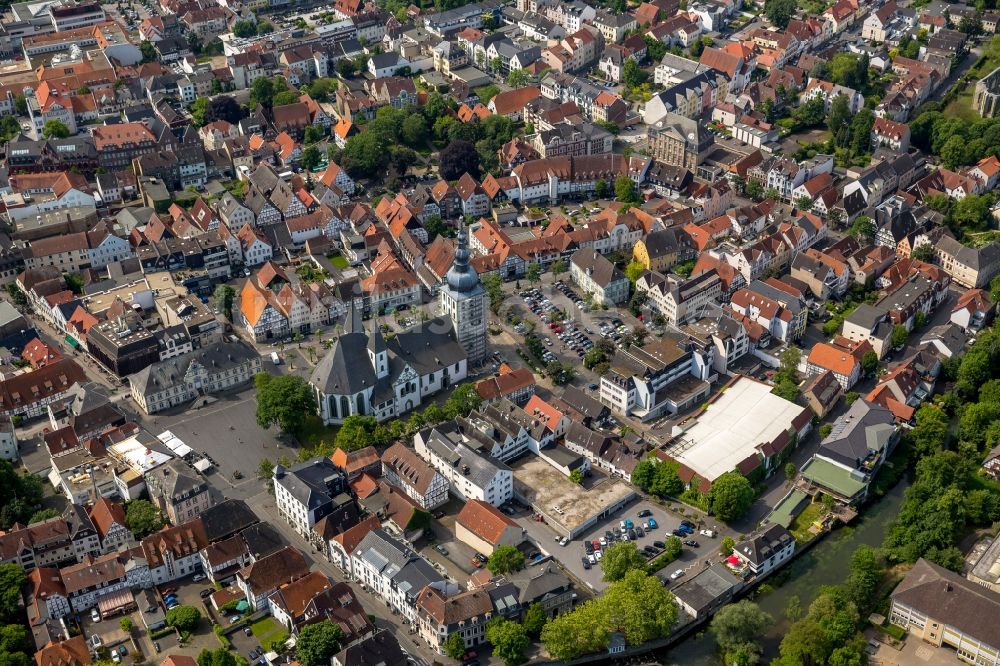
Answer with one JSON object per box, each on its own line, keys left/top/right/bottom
{"left": 658, "top": 480, "right": 909, "bottom": 665}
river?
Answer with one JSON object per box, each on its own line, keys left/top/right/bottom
{"left": 657, "top": 480, "right": 909, "bottom": 665}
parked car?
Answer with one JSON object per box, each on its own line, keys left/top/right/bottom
{"left": 118, "top": 646, "right": 128, "bottom": 657}
{"left": 559, "top": 536, "right": 569, "bottom": 546}
{"left": 647, "top": 518, "right": 658, "bottom": 529}
{"left": 243, "top": 627, "right": 253, "bottom": 637}
{"left": 91, "top": 636, "right": 102, "bottom": 648}
{"left": 672, "top": 528, "right": 686, "bottom": 537}
{"left": 153, "top": 642, "right": 160, "bottom": 653}
{"left": 434, "top": 545, "right": 448, "bottom": 556}
{"left": 681, "top": 520, "right": 695, "bottom": 529}
{"left": 699, "top": 529, "right": 716, "bottom": 537}
{"left": 199, "top": 589, "right": 213, "bottom": 599}
{"left": 684, "top": 540, "right": 700, "bottom": 548}
{"left": 652, "top": 540, "right": 665, "bottom": 549}
{"left": 637, "top": 509, "right": 652, "bottom": 518}
{"left": 90, "top": 608, "right": 101, "bottom": 623}
{"left": 111, "top": 652, "right": 121, "bottom": 663}
{"left": 582, "top": 557, "right": 591, "bottom": 570}
{"left": 636, "top": 526, "right": 645, "bottom": 537}
{"left": 670, "top": 569, "right": 685, "bottom": 580}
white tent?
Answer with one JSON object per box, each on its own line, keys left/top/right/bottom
{"left": 193, "top": 458, "right": 212, "bottom": 472}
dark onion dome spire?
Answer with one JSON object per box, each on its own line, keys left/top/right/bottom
{"left": 445, "top": 220, "right": 482, "bottom": 294}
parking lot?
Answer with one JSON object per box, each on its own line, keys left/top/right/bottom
{"left": 518, "top": 496, "right": 726, "bottom": 593}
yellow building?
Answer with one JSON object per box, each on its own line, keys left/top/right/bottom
{"left": 632, "top": 228, "right": 691, "bottom": 272}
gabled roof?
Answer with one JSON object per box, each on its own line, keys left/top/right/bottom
{"left": 456, "top": 499, "right": 519, "bottom": 546}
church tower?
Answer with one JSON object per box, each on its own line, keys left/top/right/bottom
{"left": 440, "top": 221, "right": 487, "bottom": 365}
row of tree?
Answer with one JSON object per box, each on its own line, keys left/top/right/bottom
{"left": 771, "top": 330, "right": 1000, "bottom": 664}
{"left": 0, "top": 564, "right": 31, "bottom": 666}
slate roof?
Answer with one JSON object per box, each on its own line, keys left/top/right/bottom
{"left": 733, "top": 524, "right": 793, "bottom": 567}
{"left": 200, "top": 499, "right": 259, "bottom": 542}
{"left": 818, "top": 399, "right": 896, "bottom": 469}
{"left": 274, "top": 458, "right": 347, "bottom": 512}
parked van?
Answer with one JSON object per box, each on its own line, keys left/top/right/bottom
{"left": 271, "top": 352, "right": 280, "bottom": 365}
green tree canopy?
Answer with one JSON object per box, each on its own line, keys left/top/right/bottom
{"left": 764, "top": 0, "right": 796, "bottom": 28}
{"left": 487, "top": 545, "right": 525, "bottom": 575}
{"left": 442, "top": 632, "right": 466, "bottom": 660}
{"left": 125, "top": 499, "right": 163, "bottom": 538}
{"left": 600, "top": 541, "right": 648, "bottom": 582}
{"left": 197, "top": 648, "right": 237, "bottom": 666}
{"left": 0, "top": 565, "right": 27, "bottom": 621}
{"left": 334, "top": 415, "right": 390, "bottom": 451}
{"left": 709, "top": 472, "right": 755, "bottom": 522}
{"left": 42, "top": 120, "right": 69, "bottom": 139}
{"left": 295, "top": 620, "right": 343, "bottom": 666}
{"left": 28, "top": 508, "right": 60, "bottom": 524}
{"left": 165, "top": 605, "right": 201, "bottom": 632}
{"left": 254, "top": 373, "right": 317, "bottom": 437}
{"left": 485, "top": 618, "right": 529, "bottom": 666}
{"left": 213, "top": 284, "right": 235, "bottom": 321}
{"left": 711, "top": 600, "right": 773, "bottom": 666}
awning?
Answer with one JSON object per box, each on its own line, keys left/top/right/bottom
{"left": 97, "top": 588, "right": 135, "bottom": 616}
{"left": 193, "top": 458, "right": 212, "bottom": 472}
{"left": 64, "top": 335, "right": 79, "bottom": 349}
{"left": 726, "top": 555, "right": 740, "bottom": 566}
{"left": 235, "top": 600, "right": 250, "bottom": 612}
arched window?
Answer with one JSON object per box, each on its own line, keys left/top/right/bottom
{"left": 340, "top": 395, "right": 350, "bottom": 418}
{"left": 356, "top": 393, "right": 365, "bottom": 416}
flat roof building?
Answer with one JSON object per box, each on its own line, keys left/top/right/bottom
{"left": 663, "top": 376, "right": 812, "bottom": 489}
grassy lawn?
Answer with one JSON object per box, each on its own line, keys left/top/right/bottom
{"left": 297, "top": 414, "right": 338, "bottom": 448}
{"left": 250, "top": 617, "right": 289, "bottom": 651}
{"left": 944, "top": 84, "right": 981, "bottom": 123}
{"left": 872, "top": 623, "right": 907, "bottom": 640}
{"left": 250, "top": 617, "right": 282, "bottom": 641}
{"left": 788, "top": 501, "right": 825, "bottom": 544}
{"left": 327, "top": 254, "right": 349, "bottom": 270}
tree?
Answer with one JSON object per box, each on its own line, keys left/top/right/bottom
{"left": 522, "top": 602, "right": 547, "bottom": 638}
{"left": 624, "top": 260, "right": 645, "bottom": 285}
{"left": 213, "top": 284, "right": 235, "bottom": 321}
{"left": 295, "top": 620, "right": 343, "bottom": 666}
{"left": 506, "top": 69, "right": 529, "bottom": 88}
{"left": 442, "top": 632, "right": 466, "bottom": 660}
{"left": 614, "top": 173, "right": 638, "bottom": 204}
{"left": 720, "top": 536, "right": 735, "bottom": 555}
{"left": 912, "top": 244, "right": 935, "bottom": 261}
{"left": 250, "top": 76, "right": 277, "bottom": 112}
{"left": 119, "top": 618, "right": 132, "bottom": 633}
{"left": 257, "top": 19, "right": 274, "bottom": 34}
{"left": 765, "top": 0, "right": 796, "bottom": 28}
{"left": 439, "top": 139, "right": 480, "bottom": 180}
{"left": 569, "top": 468, "right": 584, "bottom": 484}
{"left": 342, "top": 132, "right": 387, "bottom": 177}
{"left": 335, "top": 415, "right": 389, "bottom": 450}
{"left": 843, "top": 545, "right": 882, "bottom": 611}
{"left": 745, "top": 179, "right": 764, "bottom": 200}
{"left": 622, "top": 58, "right": 644, "bottom": 88}
{"left": 482, "top": 272, "right": 504, "bottom": 313}
{"left": 951, "top": 194, "right": 992, "bottom": 231}
{"left": 861, "top": 350, "right": 879, "bottom": 376}
{"left": 485, "top": 618, "right": 529, "bottom": 666}
{"left": 401, "top": 114, "right": 427, "bottom": 148}
{"left": 166, "top": 605, "right": 201, "bottom": 632}
{"left": 206, "top": 96, "right": 242, "bottom": 125}
{"left": 890, "top": 324, "right": 909, "bottom": 349}
{"left": 257, "top": 458, "right": 274, "bottom": 482}
{"left": 337, "top": 58, "right": 357, "bottom": 78}
{"left": 794, "top": 196, "right": 814, "bottom": 212}
{"left": 487, "top": 544, "right": 525, "bottom": 575}
{"left": 828, "top": 94, "right": 851, "bottom": 140}
{"left": 27, "top": 508, "right": 60, "bottom": 524}
{"left": 594, "top": 179, "right": 608, "bottom": 198}
{"left": 300, "top": 145, "right": 322, "bottom": 172}
{"left": 0, "top": 116, "right": 21, "bottom": 143}
{"left": 42, "top": 120, "right": 69, "bottom": 139}
{"left": 140, "top": 40, "right": 157, "bottom": 63}
{"left": 303, "top": 125, "right": 325, "bottom": 145}
{"left": 125, "top": 500, "right": 163, "bottom": 538}
{"left": 550, "top": 258, "right": 566, "bottom": 277}
{"left": 600, "top": 541, "right": 647, "bottom": 581}
{"left": 443, "top": 383, "right": 483, "bottom": 419}
{"left": 847, "top": 215, "right": 875, "bottom": 242}
{"left": 785, "top": 462, "right": 797, "bottom": 482}
{"left": 0, "top": 565, "right": 27, "bottom": 621}
{"left": 233, "top": 18, "right": 257, "bottom": 37}
{"left": 256, "top": 374, "right": 316, "bottom": 438}
{"left": 187, "top": 31, "right": 202, "bottom": 54}
{"left": 709, "top": 471, "right": 755, "bottom": 522}
{"left": 273, "top": 90, "right": 300, "bottom": 107}
{"left": 197, "top": 649, "right": 237, "bottom": 666}
{"left": 711, "top": 600, "right": 772, "bottom": 665}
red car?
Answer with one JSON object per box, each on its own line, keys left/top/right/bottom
{"left": 591, "top": 540, "right": 601, "bottom": 551}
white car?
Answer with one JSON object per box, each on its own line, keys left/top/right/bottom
{"left": 699, "top": 529, "right": 716, "bottom": 538}
{"left": 192, "top": 573, "right": 206, "bottom": 582}
{"left": 90, "top": 608, "right": 101, "bottom": 623}
{"left": 599, "top": 537, "right": 607, "bottom": 547}
{"left": 559, "top": 537, "right": 569, "bottom": 547}
{"left": 111, "top": 651, "right": 121, "bottom": 664}
{"left": 587, "top": 554, "right": 596, "bottom": 565}
{"left": 91, "top": 635, "right": 102, "bottom": 648}
{"left": 670, "top": 569, "right": 685, "bottom": 580}
{"left": 594, "top": 550, "right": 603, "bottom": 562}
